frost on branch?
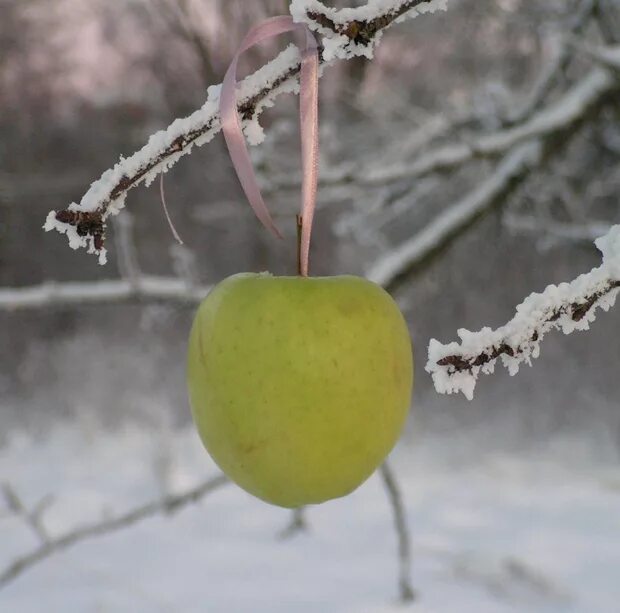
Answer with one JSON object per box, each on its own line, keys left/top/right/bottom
{"left": 43, "top": 45, "right": 303, "bottom": 265}
{"left": 426, "top": 225, "right": 620, "bottom": 400}
{"left": 44, "top": 0, "right": 448, "bottom": 264}
{"left": 292, "top": 0, "right": 448, "bottom": 61}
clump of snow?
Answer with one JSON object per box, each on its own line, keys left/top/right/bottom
{"left": 291, "top": 0, "right": 448, "bottom": 61}
{"left": 427, "top": 225, "right": 620, "bottom": 400}
{"left": 43, "top": 211, "right": 108, "bottom": 265}
{"left": 243, "top": 119, "right": 266, "bottom": 145}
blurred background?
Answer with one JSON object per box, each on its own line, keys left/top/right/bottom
{"left": 1, "top": 1, "right": 620, "bottom": 611}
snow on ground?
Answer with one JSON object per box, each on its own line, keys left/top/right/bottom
{"left": 1, "top": 417, "right": 619, "bottom": 613}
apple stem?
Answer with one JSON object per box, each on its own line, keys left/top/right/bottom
{"left": 296, "top": 214, "right": 306, "bottom": 277}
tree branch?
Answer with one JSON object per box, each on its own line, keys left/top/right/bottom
{"left": 426, "top": 225, "right": 620, "bottom": 399}
{"left": 366, "top": 142, "right": 542, "bottom": 289}
{"left": 502, "top": 214, "right": 611, "bottom": 245}
{"left": 7, "top": 60, "right": 619, "bottom": 312}
{"left": 360, "top": 67, "right": 617, "bottom": 186}
{"left": 0, "top": 277, "right": 210, "bottom": 311}
{"left": 502, "top": 0, "right": 597, "bottom": 126}
{"left": 43, "top": 0, "right": 448, "bottom": 264}
{"left": 277, "top": 507, "right": 308, "bottom": 539}
{"left": 379, "top": 461, "right": 415, "bottom": 602}
{"left": 1, "top": 483, "right": 53, "bottom": 546}
{"left": 0, "top": 475, "right": 228, "bottom": 589}
{"left": 365, "top": 62, "right": 620, "bottom": 289}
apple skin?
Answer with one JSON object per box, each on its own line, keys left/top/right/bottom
{"left": 187, "top": 273, "right": 413, "bottom": 508}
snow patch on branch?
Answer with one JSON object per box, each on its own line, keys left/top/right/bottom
{"left": 94, "top": 45, "right": 300, "bottom": 216}
{"left": 292, "top": 0, "right": 448, "bottom": 61}
{"left": 44, "top": 45, "right": 303, "bottom": 261}
{"left": 426, "top": 225, "right": 620, "bottom": 400}
{"left": 43, "top": 211, "right": 108, "bottom": 265}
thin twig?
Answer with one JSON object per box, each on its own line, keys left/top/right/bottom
{"left": 278, "top": 507, "right": 308, "bottom": 539}
{"left": 1, "top": 483, "right": 53, "bottom": 545}
{"left": 379, "top": 461, "right": 414, "bottom": 602}
{"left": 0, "top": 475, "right": 228, "bottom": 589}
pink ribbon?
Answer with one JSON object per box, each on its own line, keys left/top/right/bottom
{"left": 219, "top": 16, "right": 319, "bottom": 277}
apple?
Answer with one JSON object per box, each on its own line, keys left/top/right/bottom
{"left": 187, "top": 273, "right": 413, "bottom": 507}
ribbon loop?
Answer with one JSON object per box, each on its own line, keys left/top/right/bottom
{"left": 219, "top": 15, "right": 319, "bottom": 276}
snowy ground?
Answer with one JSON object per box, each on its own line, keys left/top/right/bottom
{"left": 1, "top": 417, "right": 619, "bottom": 613}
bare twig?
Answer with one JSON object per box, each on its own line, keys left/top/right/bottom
{"left": 379, "top": 461, "right": 414, "bottom": 602}
{"left": 1, "top": 483, "right": 53, "bottom": 545}
{"left": 0, "top": 474, "right": 229, "bottom": 589}
{"left": 278, "top": 507, "right": 308, "bottom": 539}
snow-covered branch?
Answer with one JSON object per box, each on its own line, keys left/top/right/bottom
{"left": 573, "top": 42, "right": 620, "bottom": 71}
{"left": 427, "top": 225, "right": 620, "bottom": 400}
{"left": 379, "top": 461, "right": 414, "bottom": 602}
{"left": 0, "top": 475, "right": 229, "bottom": 589}
{"left": 44, "top": 0, "right": 448, "bottom": 264}
{"left": 364, "top": 58, "right": 620, "bottom": 287}
{"left": 503, "top": 214, "right": 611, "bottom": 245}
{"left": 264, "top": 56, "right": 616, "bottom": 203}
{"left": 503, "top": 0, "right": 597, "bottom": 126}
{"left": 0, "top": 277, "right": 210, "bottom": 311}
{"left": 362, "top": 67, "right": 617, "bottom": 185}
{"left": 366, "top": 142, "right": 542, "bottom": 287}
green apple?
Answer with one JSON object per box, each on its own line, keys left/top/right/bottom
{"left": 187, "top": 273, "right": 413, "bottom": 508}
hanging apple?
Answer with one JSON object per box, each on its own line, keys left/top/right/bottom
{"left": 187, "top": 273, "right": 413, "bottom": 507}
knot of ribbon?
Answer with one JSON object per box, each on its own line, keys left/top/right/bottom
{"left": 219, "top": 15, "right": 319, "bottom": 277}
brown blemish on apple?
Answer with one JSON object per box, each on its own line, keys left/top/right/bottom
{"left": 240, "top": 439, "right": 266, "bottom": 454}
